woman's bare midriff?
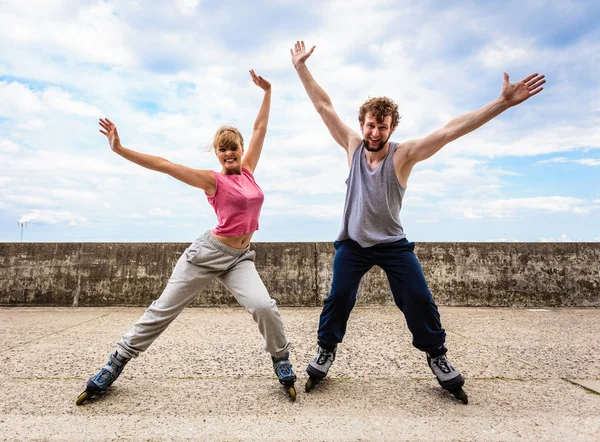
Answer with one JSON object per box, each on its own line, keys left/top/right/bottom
{"left": 211, "top": 231, "right": 254, "bottom": 249}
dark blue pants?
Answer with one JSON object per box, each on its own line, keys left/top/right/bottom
{"left": 317, "top": 238, "right": 446, "bottom": 353}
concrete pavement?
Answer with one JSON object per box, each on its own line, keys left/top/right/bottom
{"left": 0, "top": 306, "right": 599, "bottom": 441}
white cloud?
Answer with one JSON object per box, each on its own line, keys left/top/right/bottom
{"left": 407, "top": 157, "right": 509, "bottom": 198}
{"left": 539, "top": 234, "right": 570, "bottom": 243}
{"left": 452, "top": 196, "right": 591, "bottom": 219}
{"left": 18, "top": 209, "right": 86, "bottom": 225}
{"left": 0, "top": 81, "right": 44, "bottom": 115}
{"left": 414, "top": 218, "right": 439, "bottom": 224}
{"left": 0, "top": 82, "right": 101, "bottom": 118}
{"left": 0, "top": 0, "right": 134, "bottom": 67}
{"left": 262, "top": 194, "right": 343, "bottom": 219}
{"left": 0, "top": 1, "right": 599, "bottom": 241}
{"left": 16, "top": 119, "right": 46, "bottom": 132}
{"left": 479, "top": 40, "right": 531, "bottom": 69}
{"left": 537, "top": 157, "right": 600, "bottom": 166}
{"left": 462, "top": 208, "right": 484, "bottom": 219}
{"left": 42, "top": 88, "right": 102, "bottom": 117}
{"left": 0, "top": 140, "right": 21, "bottom": 153}
{"left": 449, "top": 125, "right": 600, "bottom": 159}
{"left": 148, "top": 208, "right": 173, "bottom": 218}
{"left": 176, "top": 0, "right": 200, "bottom": 16}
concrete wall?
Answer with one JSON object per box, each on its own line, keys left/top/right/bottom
{"left": 1, "top": 242, "right": 599, "bottom": 307}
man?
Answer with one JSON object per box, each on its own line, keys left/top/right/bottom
{"left": 290, "top": 40, "right": 545, "bottom": 403}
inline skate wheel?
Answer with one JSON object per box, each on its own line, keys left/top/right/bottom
{"left": 305, "top": 376, "right": 319, "bottom": 393}
{"left": 288, "top": 386, "right": 297, "bottom": 401}
{"left": 453, "top": 388, "right": 468, "bottom": 405}
{"left": 76, "top": 391, "right": 90, "bottom": 406}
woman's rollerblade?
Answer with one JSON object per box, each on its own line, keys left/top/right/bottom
{"left": 427, "top": 345, "right": 468, "bottom": 404}
{"left": 76, "top": 351, "right": 129, "bottom": 405}
{"left": 305, "top": 344, "right": 336, "bottom": 392}
{"left": 273, "top": 354, "right": 297, "bottom": 401}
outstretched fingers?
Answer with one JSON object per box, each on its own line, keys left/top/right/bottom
{"left": 99, "top": 118, "right": 113, "bottom": 128}
{"left": 99, "top": 119, "right": 110, "bottom": 135}
{"left": 522, "top": 73, "right": 539, "bottom": 84}
{"left": 528, "top": 84, "right": 545, "bottom": 97}
{"left": 99, "top": 118, "right": 116, "bottom": 136}
{"left": 249, "top": 69, "right": 270, "bottom": 90}
{"left": 526, "top": 74, "right": 546, "bottom": 97}
{"left": 291, "top": 40, "right": 300, "bottom": 55}
{"left": 525, "top": 73, "right": 544, "bottom": 85}
{"left": 291, "top": 40, "right": 315, "bottom": 55}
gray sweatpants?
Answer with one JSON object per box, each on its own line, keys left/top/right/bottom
{"left": 116, "top": 231, "right": 292, "bottom": 359}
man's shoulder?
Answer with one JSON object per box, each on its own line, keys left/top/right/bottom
{"left": 392, "top": 140, "right": 417, "bottom": 169}
{"left": 391, "top": 139, "right": 412, "bottom": 148}
{"left": 347, "top": 139, "right": 364, "bottom": 160}
{"left": 393, "top": 139, "right": 419, "bottom": 151}
{"left": 350, "top": 138, "right": 364, "bottom": 150}
{"left": 391, "top": 140, "right": 412, "bottom": 155}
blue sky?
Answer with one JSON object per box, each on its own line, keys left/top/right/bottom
{"left": 0, "top": 0, "right": 599, "bottom": 243}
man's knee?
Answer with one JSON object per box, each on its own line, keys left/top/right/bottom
{"left": 397, "top": 285, "right": 435, "bottom": 309}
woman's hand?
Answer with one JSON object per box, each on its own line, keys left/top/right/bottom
{"left": 250, "top": 69, "right": 271, "bottom": 92}
{"left": 99, "top": 118, "right": 122, "bottom": 152}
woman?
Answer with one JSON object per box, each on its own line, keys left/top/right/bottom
{"left": 77, "top": 70, "right": 297, "bottom": 403}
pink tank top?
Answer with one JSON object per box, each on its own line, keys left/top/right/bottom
{"left": 206, "top": 167, "right": 265, "bottom": 236}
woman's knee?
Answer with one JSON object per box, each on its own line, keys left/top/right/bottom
{"left": 248, "top": 297, "right": 278, "bottom": 317}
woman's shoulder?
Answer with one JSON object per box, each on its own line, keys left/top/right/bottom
{"left": 241, "top": 167, "right": 257, "bottom": 180}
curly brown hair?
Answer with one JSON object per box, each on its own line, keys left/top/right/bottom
{"left": 358, "top": 97, "right": 401, "bottom": 131}
{"left": 211, "top": 125, "right": 244, "bottom": 152}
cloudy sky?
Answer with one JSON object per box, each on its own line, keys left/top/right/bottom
{"left": 1, "top": 0, "right": 599, "bottom": 243}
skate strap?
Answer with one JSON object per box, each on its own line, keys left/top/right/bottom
{"left": 273, "top": 359, "right": 291, "bottom": 370}
{"left": 432, "top": 355, "right": 453, "bottom": 374}
{"left": 102, "top": 353, "right": 127, "bottom": 375}
{"left": 317, "top": 347, "right": 336, "bottom": 363}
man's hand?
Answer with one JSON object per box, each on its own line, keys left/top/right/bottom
{"left": 250, "top": 69, "right": 271, "bottom": 92}
{"left": 501, "top": 72, "right": 546, "bottom": 107}
{"left": 290, "top": 40, "right": 315, "bottom": 69}
{"left": 99, "top": 118, "right": 122, "bottom": 152}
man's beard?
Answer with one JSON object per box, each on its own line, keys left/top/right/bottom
{"left": 364, "top": 135, "right": 390, "bottom": 152}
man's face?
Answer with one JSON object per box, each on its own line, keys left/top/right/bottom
{"left": 361, "top": 113, "right": 393, "bottom": 152}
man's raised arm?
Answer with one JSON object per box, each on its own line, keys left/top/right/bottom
{"left": 291, "top": 41, "right": 361, "bottom": 154}
{"left": 404, "top": 72, "right": 546, "bottom": 165}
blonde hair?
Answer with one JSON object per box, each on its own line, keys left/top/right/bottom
{"left": 210, "top": 125, "right": 244, "bottom": 152}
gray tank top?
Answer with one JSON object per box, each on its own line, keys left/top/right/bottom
{"left": 336, "top": 141, "right": 407, "bottom": 247}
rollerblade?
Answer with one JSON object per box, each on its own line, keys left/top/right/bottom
{"left": 305, "top": 344, "right": 336, "bottom": 392}
{"left": 76, "top": 351, "right": 129, "bottom": 405}
{"left": 427, "top": 345, "right": 468, "bottom": 404}
{"left": 272, "top": 354, "right": 297, "bottom": 401}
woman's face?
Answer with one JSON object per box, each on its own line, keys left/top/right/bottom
{"left": 216, "top": 142, "right": 243, "bottom": 174}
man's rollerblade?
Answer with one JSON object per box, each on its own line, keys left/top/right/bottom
{"left": 305, "top": 344, "right": 336, "bottom": 392}
{"left": 76, "top": 351, "right": 129, "bottom": 405}
{"left": 427, "top": 345, "right": 468, "bottom": 404}
{"left": 272, "top": 354, "right": 297, "bottom": 401}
